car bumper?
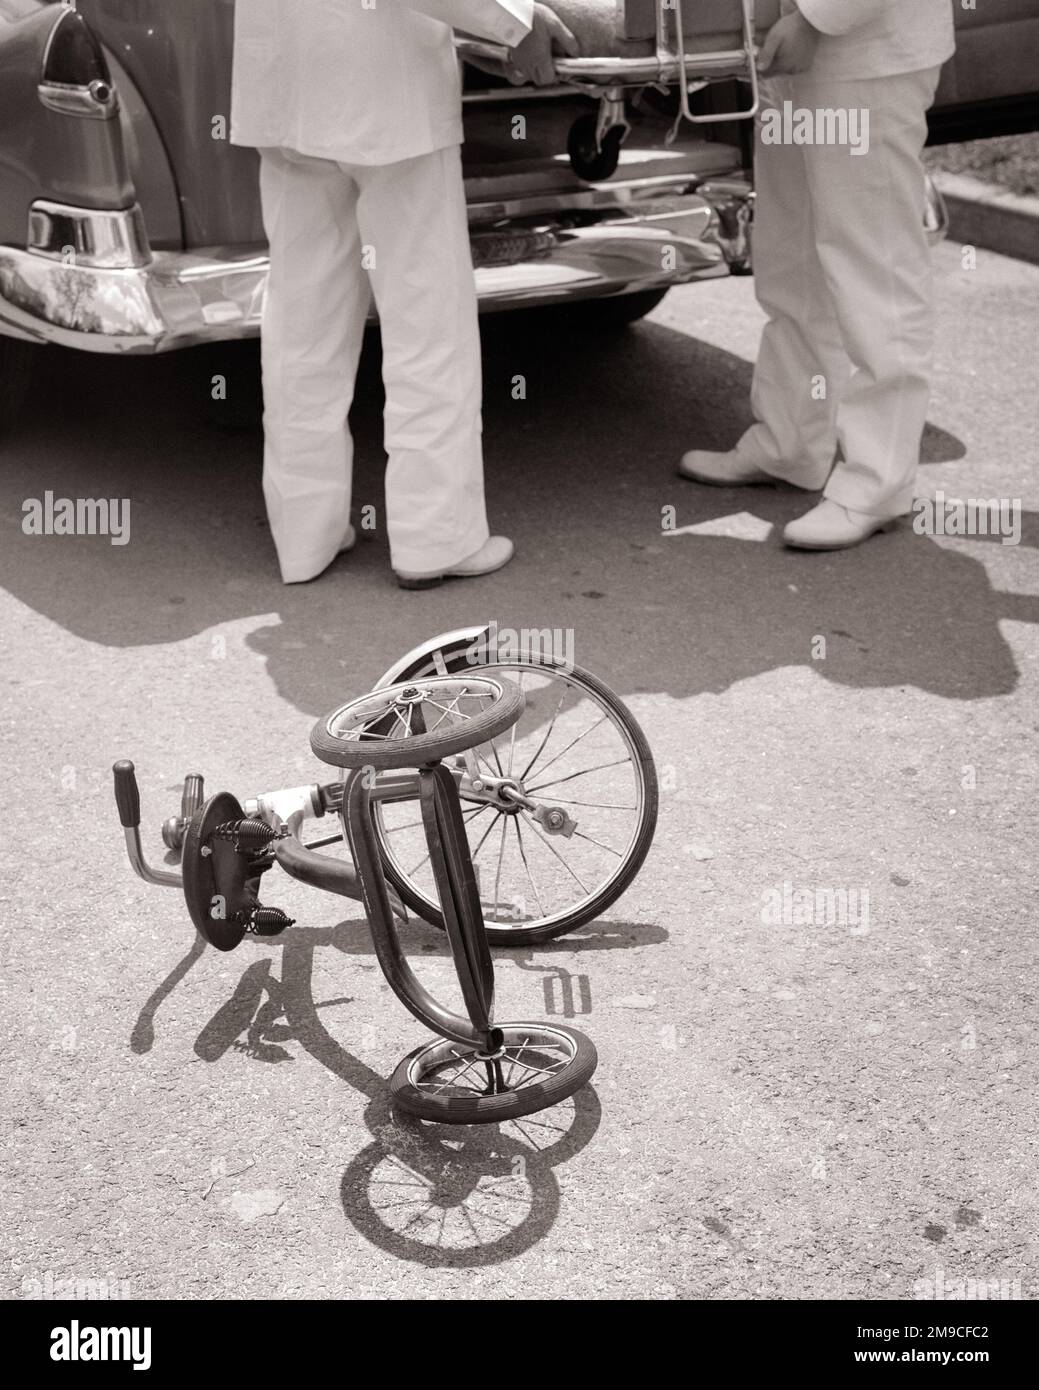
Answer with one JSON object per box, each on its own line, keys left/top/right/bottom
{"left": 0, "top": 182, "right": 739, "bottom": 354}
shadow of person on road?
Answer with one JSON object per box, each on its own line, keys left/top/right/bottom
{"left": 2, "top": 318, "right": 1035, "bottom": 722}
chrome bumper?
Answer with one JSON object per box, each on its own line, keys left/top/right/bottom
{"left": 0, "top": 182, "right": 740, "bottom": 354}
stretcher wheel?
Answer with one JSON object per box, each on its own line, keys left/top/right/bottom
{"left": 389, "top": 1024, "right": 597, "bottom": 1124}
{"left": 567, "top": 114, "right": 624, "bottom": 182}
{"left": 311, "top": 676, "right": 524, "bottom": 770}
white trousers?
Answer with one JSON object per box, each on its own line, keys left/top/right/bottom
{"left": 258, "top": 144, "right": 489, "bottom": 582}
{"left": 738, "top": 67, "right": 942, "bottom": 518}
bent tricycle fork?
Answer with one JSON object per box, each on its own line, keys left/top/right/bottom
{"left": 342, "top": 767, "right": 499, "bottom": 1052}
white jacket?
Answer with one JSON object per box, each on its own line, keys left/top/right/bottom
{"left": 230, "top": 0, "right": 533, "bottom": 165}
{"left": 788, "top": 0, "right": 955, "bottom": 80}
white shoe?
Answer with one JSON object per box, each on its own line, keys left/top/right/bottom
{"left": 678, "top": 449, "right": 777, "bottom": 486}
{"left": 396, "top": 536, "right": 514, "bottom": 590}
{"left": 784, "top": 500, "right": 898, "bottom": 551}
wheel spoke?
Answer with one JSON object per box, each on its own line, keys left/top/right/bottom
{"left": 502, "top": 1054, "right": 567, "bottom": 1083}
{"left": 400, "top": 800, "right": 489, "bottom": 839}
{"left": 527, "top": 757, "right": 632, "bottom": 794}
{"left": 450, "top": 1055, "right": 492, "bottom": 1092}
{"left": 476, "top": 745, "right": 500, "bottom": 782}
{"left": 425, "top": 690, "right": 467, "bottom": 733}
{"left": 518, "top": 684, "right": 570, "bottom": 781}
{"left": 504, "top": 1035, "right": 531, "bottom": 1087}
{"left": 406, "top": 848, "right": 431, "bottom": 877}
{"left": 537, "top": 795, "right": 636, "bottom": 810}
{"left": 524, "top": 714, "right": 607, "bottom": 783}
{"left": 513, "top": 817, "right": 546, "bottom": 918}
{"left": 519, "top": 810, "right": 591, "bottom": 892}
{"left": 427, "top": 1049, "right": 471, "bottom": 1093}
{"left": 572, "top": 828, "right": 623, "bottom": 857}
{"left": 492, "top": 812, "right": 508, "bottom": 922}
{"left": 470, "top": 809, "right": 504, "bottom": 862}
{"left": 507, "top": 673, "right": 523, "bottom": 776}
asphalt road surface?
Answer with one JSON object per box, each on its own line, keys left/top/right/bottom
{"left": 3, "top": 242, "right": 1038, "bottom": 1300}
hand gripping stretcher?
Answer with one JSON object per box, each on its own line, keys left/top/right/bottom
{"left": 457, "top": 0, "right": 780, "bottom": 180}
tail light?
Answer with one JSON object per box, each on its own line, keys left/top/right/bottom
{"left": 38, "top": 7, "right": 117, "bottom": 118}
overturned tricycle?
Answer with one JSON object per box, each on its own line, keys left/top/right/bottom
{"left": 114, "top": 628, "right": 657, "bottom": 1124}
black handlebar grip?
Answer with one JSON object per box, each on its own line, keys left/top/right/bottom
{"left": 181, "top": 773, "right": 205, "bottom": 818}
{"left": 113, "top": 760, "right": 141, "bottom": 828}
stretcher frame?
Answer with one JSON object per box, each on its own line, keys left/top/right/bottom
{"left": 458, "top": 0, "right": 763, "bottom": 169}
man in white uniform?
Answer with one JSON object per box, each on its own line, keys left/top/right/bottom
{"left": 679, "top": 0, "right": 956, "bottom": 550}
{"left": 231, "top": 1, "right": 577, "bottom": 586}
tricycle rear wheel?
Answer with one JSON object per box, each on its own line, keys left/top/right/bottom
{"left": 375, "top": 658, "right": 658, "bottom": 945}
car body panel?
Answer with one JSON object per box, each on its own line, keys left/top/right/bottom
{"left": 0, "top": 0, "right": 1034, "bottom": 356}
{"left": 0, "top": 4, "right": 134, "bottom": 240}
{"left": 935, "top": 0, "right": 1039, "bottom": 108}
{"left": 74, "top": 0, "right": 266, "bottom": 247}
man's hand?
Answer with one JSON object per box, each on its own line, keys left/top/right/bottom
{"left": 758, "top": 8, "right": 821, "bottom": 77}
{"left": 507, "top": 2, "right": 579, "bottom": 86}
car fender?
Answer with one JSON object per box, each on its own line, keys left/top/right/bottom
{"left": 105, "top": 46, "right": 181, "bottom": 249}
{"left": 0, "top": 3, "right": 133, "bottom": 244}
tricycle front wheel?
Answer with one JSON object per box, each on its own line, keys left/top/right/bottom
{"left": 390, "top": 1024, "right": 597, "bottom": 1124}
{"left": 312, "top": 676, "right": 524, "bottom": 770}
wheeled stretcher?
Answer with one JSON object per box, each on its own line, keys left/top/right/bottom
{"left": 458, "top": 0, "right": 780, "bottom": 179}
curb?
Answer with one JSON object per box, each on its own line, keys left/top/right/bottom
{"left": 931, "top": 171, "right": 1039, "bottom": 266}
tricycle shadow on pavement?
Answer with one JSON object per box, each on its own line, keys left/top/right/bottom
{"left": 6, "top": 325, "right": 1038, "bottom": 708}
{"left": 128, "top": 914, "right": 665, "bottom": 1266}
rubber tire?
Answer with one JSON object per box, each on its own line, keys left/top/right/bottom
{"left": 561, "top": 289, "right": 668, "bottom": 330}
{"left": 311, "top": 676, "right": 525, "bottom": 770}
{"left": 567, "top": 114, "right": 624, "bottom": 182}
{"left": 0, "top": 337, "right": 36, "bottom": 438}
{"left": 389, "top": 1024, "right": 597, "bottom": 1125}
{"left": 376, "top": 659, "right": 658, "bottom": 944}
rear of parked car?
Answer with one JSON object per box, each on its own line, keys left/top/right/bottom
{"left": 1, "top": 0, "right": 1036, "bottom": 436}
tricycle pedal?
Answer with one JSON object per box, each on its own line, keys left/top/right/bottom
{"left": 244, "top": 906, "right": 294, "bottom": 936}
